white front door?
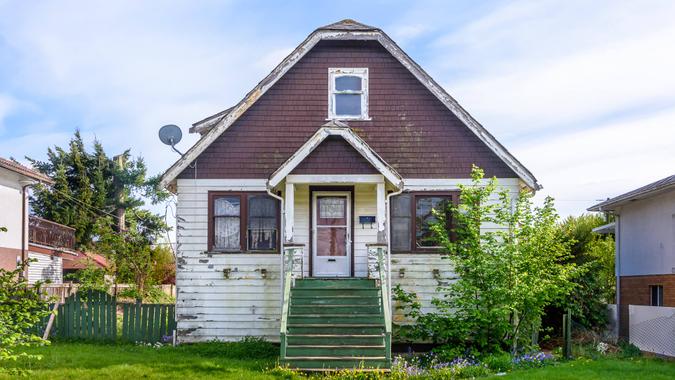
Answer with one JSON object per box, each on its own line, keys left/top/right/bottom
{"left": 312, "top": 192, "right": 351, "bottom": 277}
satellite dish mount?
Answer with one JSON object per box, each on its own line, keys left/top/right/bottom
{"left": 158, "top": 124, "right": 184, "bottom": 156}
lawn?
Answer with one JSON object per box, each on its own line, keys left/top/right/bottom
{"left": 1, "top": 342, "right": 674, "bottom": 379}
{"left": 490, "top": 357, "right": 675, "bottom": 380}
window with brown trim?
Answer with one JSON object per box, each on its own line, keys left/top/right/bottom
{"left": 390, "top": 192, "right": 457, "bottom": 253}
{"left": 208, "top": 192, "right": 279, "bottom": 253}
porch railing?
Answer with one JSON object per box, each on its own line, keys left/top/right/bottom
{"left": 280, "top": 243, "right": 303, "bottom": 360}
{"left": 28, "top": 216, "right": 75, "bottom": 249}
{"left": 368, "top": 243, "right": 392, "bottom": 367}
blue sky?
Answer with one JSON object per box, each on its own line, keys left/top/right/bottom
{"left": 1, "top": 0, "right": 674, "bottom": 219}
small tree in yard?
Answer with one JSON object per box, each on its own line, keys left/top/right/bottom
{"left": 0, "top": 227, "right": 51, "bottom": 366}
{"left": 395, "top": 166, "right": 578, "bottom": 354}
{"left": 93, "top": 210, "right": 169, "bottom": 301}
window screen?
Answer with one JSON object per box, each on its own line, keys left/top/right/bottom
{"left": 213, "top": 196, "right": 240, "bottom": 250}
{"left": 329, "top": 69, "right": 368, "bottom": 119}
{"left": 247, "top": 195, "right": 278, "bottom": 251}
{"left": 415, "top": 196, "right": 451, "bottom": 248}
{"left": 391, "top": 194, "right": 412, "bottom": 252}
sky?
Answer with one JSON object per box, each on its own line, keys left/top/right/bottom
{"left": 1, "top": 0, "right": 674, "bottom": 224}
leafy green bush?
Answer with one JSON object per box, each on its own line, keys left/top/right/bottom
{"left": 393, "top": 166, "right": 577, "bottom": 354}
{"left": 480, "top": 352, "right": 513, "bottom": 372}
{"left": 618, "top": 340, "right": 642, "bottom": 358}
{"left": 0, "top": 260, "right": 51, "bottom": 365}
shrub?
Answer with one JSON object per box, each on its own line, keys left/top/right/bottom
{"left": 394, "top": 166, "right": 577, "bottom": 354}
{"left": 0, "top": 260, "right": 52, "bottom": 365}
{"left": 618, "top": 340, "right": 642, "bottom": 358}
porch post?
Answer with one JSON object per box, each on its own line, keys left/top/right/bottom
{"left": 376, "top": 182, "right": 386, "bottom": 244}
{"left": 284, "top": 182, "right": 295, "bottom": 242}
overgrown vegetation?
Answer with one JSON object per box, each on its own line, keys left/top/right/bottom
{"left": 0, "top": 258, "right": 51, "bottom": 365}
{"left": 553, "top": 214, "right": 615, "bottom": 329}
{"left": 394, "top": 166, "right": 578, "bottom": 354}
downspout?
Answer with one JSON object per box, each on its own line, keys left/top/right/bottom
{"left": 266, "top": 183, "right": 285, "bottom": 309}
{"left": 19, "top": 180, "right": 35, "bottom": 279}
{"left": 385, "top": 183, "right": 404, "bottom": 319}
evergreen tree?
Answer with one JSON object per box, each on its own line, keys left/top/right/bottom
{"left": 27, "top": 130, "right": 168, "bottom": 249}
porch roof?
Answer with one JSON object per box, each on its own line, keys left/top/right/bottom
{"left": 267, "top": 120, "right": 403, "bottom": 189}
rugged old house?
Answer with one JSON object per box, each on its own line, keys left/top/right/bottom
{"left": 160, "top": 19, "right": 539, "bottom": 370}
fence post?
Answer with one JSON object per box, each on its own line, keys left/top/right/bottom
{"left": 563, "top": 309, "right": 572, "bottom": 359}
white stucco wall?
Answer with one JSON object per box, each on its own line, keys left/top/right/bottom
{"left": 617, "top": 190, "right": 675, "bottom": 276}
{"left": 0, "top": 171, "right": 24, "bottom": 250}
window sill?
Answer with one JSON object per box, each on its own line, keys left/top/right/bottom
{"left": 326, "top": 116, "right": 372, "bottom": 122}
{"left": 204, "top": 250, "right": 279, "bottom": 255}
{"left": 391, "top": 250, "right": 445, "bottom": 254}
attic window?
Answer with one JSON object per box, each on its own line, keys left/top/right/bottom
{"left": 328, "top": 68, "right": 369, "bottom": 120}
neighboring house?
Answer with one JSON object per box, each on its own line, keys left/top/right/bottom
{"left": 0, "top": 157, "right": 54, "bottom": 280}
{"left": 160, "top": 20, "right": 539, "bottom": 369}
{"left": 589, "top": 174, "right": 675, "bottom": 338}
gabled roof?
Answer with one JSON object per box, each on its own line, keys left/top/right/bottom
{"left": 268, "top": 120, "right": 402, "bottom": 188}
{"left": 0, "top": 157, "right": 54, "bottom": 184}
{"left": 588, "top": 174, "right": 675, "bottom": 212}
{"left": 161, "top": 19, "right": 540, "bottom": 191}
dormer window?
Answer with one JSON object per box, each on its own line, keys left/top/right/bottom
{"left": 328, "top": 68, "right": 369, "bottom": 120}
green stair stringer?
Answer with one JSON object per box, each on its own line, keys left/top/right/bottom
{"left": 280, "top": 278, "right": 391, "bottom": 371}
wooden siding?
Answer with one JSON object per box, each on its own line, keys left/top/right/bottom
{"left": 175, "top": 177, "right": 521, "bottom": 341}
{"left": 177, "top": 40, "right": 517, "bottom": 180}
{"left": 27, "top": 252, "right": 62, "bottom": 284}
{"left": 291, "top": 136, "right": 379, "bottom": 175}
{"left": 176, "top": 179, "right": 281, "bottom": 342}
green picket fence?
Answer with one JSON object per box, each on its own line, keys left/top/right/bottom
{"left": 121, "top": 303, "right": 176, "bottom": 343}
{"left": 41, "top": 290, "right": 175, "bottom": 343}
{"left": 54, "top": 290, "right": 117, "bottom": 340}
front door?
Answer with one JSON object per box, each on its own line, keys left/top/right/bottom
{"left": 312, "top": 192, "right": 351, "bottom": 277}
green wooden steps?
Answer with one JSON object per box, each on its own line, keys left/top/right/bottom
{"left": 281, "top": 278, "right": 389, "bottom": 371}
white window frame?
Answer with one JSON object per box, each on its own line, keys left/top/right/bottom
{"left": 328, "top": 67, "right": 370, "bottom": 120}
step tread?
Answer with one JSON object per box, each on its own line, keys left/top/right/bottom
{"left": 288, "top": 323, "right": 384, "bottom": 327}
{"left": 287, "top": 345, "right": 385, "bottom": 348}
{"left": 287, "top": 334, "right": 384, "bottom": 337}
{"left": 290, "top": 313, "right": 383, "bottom": 317}
{"left": 291, "top": 295, "right": 379, "bottom": 298}
{"left": 283, "top": 356, "right": 386, "bottom": 360}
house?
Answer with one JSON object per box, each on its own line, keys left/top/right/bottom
{"left": 160, "top": 19, "right": 539, "bottom": 369}
{"left": 588, "top": 174, "right": 675, "bottom": 341}
{"left": 0, "top": 157, "right": 57, "bottom": 282}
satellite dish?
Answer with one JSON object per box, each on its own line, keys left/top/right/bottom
{"left": 158, "top": 124, "right": 184, "bottom": 156}
{"left": 159, "top": 124, "right": 183, "bottom": 146}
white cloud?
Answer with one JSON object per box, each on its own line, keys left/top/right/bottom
{"left": 513, "top": 106, "right": 675, "bottom": 217}
{"left": 0, "top": 0, "right": 288, "bottom": 171}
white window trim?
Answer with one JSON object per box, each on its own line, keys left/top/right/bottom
{"left": 327, "top": 67, "right": 370, "bottom": 121}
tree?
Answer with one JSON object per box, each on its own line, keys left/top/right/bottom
{"left": 27, "top": 131, "right": 169, "bottom": 249}
{"left": 394, "top": 166, "right": 577, "bottom": 354}
{"left": 553, "top": 214, "right": 615, "bottom": 328}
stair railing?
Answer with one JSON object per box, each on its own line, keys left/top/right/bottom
{"left": 367, "top": 243, "right": 392, "bottom": 367}
{"left": 280, "top": 243, "right": 303, "bottom": 360}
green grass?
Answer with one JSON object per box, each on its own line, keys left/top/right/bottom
{"left": 1, "top": 342, "right": 674, "bottom": 379}
{"left": 488, "top": 357, "right": 675, "bottom": 380}
{"left": 0, "top": 342, "right": 279, "bottom": 380}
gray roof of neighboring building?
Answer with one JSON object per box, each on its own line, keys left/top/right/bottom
{"left": 588, "top": 174, "right": 675, "bottom": 212}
